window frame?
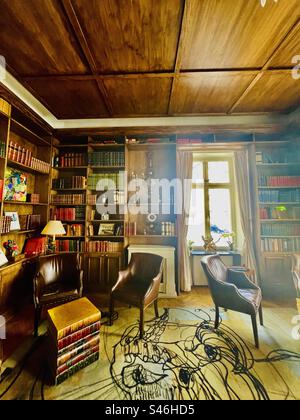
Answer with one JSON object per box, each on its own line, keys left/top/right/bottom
{"left": 191, "top": 155, "right": 237, "bottom": 250}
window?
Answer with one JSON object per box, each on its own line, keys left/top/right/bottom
{"left": 188, "top": 156, "right": 236, "bottom": 248}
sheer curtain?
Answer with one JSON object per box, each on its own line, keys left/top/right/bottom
{"left": 177, "top": 150, "right": 193, "bottom": 292}
{"left": 234, "top": 149, "right": 259, "bottom": 284}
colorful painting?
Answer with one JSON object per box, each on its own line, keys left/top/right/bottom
{"left": 4, "top": 168, "right": 27, "bottom": 202}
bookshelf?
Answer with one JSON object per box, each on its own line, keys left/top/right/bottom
{"left": 255, "top": 142, "right": 300, "bottom": 298}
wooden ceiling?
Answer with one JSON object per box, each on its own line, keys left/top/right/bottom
{"left": 1, "top": 0, "right": 300, "bottom": 119}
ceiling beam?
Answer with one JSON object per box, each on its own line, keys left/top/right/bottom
{"left": 229, "top": 18, "right": 300, "bottom": 114}
{"left": 60, "top": 0, "right": 114, "bottom": 116}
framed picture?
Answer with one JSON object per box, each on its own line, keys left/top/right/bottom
{"left": 4, "top": 168, "right": 27, "bottom": 202}
{"left": 98, "top": 223, "right": 115, "bottom": 236}
{"left": 5, "top": 212, "right": 20, "bottom": 231}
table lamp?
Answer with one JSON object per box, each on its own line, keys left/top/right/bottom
{"left": 42, "top": 220, "right": 66, "bottom": 253}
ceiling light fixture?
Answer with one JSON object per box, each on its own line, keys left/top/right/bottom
{"left": 260, "top": 0, "right": 278, "bottom": 6}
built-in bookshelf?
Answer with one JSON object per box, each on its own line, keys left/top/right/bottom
{"left": 255, "top": 142, "right": 300, "bottom": 298}
{"left": 0, "top": 97, "right": 52, "bottom": 254}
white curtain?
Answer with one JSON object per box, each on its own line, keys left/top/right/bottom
{"left": 177, "top": 151, "right": 193, "bottom": 292}
{"left": 234, "top": 150, "right": 259, "bottom": 284}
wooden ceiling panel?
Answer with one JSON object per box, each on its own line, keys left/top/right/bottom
{"left": 25, "top": 79, "right": 109, "bottom": 118}
{"left": 0, "top": 0, "right": 89, "bottom": 76}
{"left": 180, "top": 0, "right": 300, "bottom": 70}
{"left": 102, "top": 77, "right": 172, "bottom": 115}
{"left": 269, "top": 22, "right": 300, "bottom": 68}
{"left": 169, "top": 72, "right": 257, "bottom": 114}
{"left": 71, "top": 0, "right": 184, "bottom": 73}
{"left": 234, "top": 71, "right": 300, "bottom": 113}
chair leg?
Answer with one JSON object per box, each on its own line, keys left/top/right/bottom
{"left": 34, "top": 307, "right": 41, "bottom": 337}
{"left": 154, "top": 300, "right": 159, "bottom": 318}
{"left": 140, "top": 307, "right": 144, "bottom": 339}
{"left": 215, "top": 306, "right": 220, "bottom": 329}
{"left": 109, "top": 296, "right": 114, "bottom": 326}
{"left": 251, "top": 314, "right": 259, "bottom": 349}
{"left": 259, "top": 305, "right": 264, "bottom": 326}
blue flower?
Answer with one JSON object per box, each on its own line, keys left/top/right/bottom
{"left": 210, "top": 225, "right": 226, "bottom": 234}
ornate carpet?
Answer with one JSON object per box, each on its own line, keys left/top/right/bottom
{"left": 0, "top": 308, "right": 299, "bottom": 400}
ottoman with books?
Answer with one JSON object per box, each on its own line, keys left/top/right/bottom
{"left": 47, "top": 297, "right": 101, "bottom": 385}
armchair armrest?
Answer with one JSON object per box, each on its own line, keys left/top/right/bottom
{"left": 33, "top": 272, "right": 45, "bottom": 307}
{"left": 228, "top": 269, "right": 258, "bottom": 290}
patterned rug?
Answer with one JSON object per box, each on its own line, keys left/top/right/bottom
{"left": 0, "top": 307, "right": 300, "bottom": 400}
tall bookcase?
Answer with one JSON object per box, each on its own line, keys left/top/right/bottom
{"left": 0, "top": 98, "right": 52, "bottom": 255}
{"left": 255, "top": 141, "right": 300, "bottom": 299}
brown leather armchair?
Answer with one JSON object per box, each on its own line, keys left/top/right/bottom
{"left": 109, "top": 253, "right": 164, "bottom": 339}
{"left": 201, "top": 255, "right": 263, "bottom": 348}
{"left": 33, "top": 253, "right": 83, "bottom": 337}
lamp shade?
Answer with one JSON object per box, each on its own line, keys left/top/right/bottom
{"left": 42, "top": 221, "right": 66, "bottom": 236}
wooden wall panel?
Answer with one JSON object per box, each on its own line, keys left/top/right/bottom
{"left": 103, "top": 77, "right": 173, "bottom": 116}
{"left": 234, "top": 71, "right": 300, "bottom": 113}
{"left": 71, "top": 0, "right": 184, "bottom": 72}
{"left": 0, "top": 0, "right": 88, "bottom": 76}
{"left": 180, "top": 0, "right": 300, "bottom": 70}
{"left": 269, "top": 22, "right": 300, "bottom": 68}
{"left": 170, "top": 72, "right": 257, "bottom": 114}
{"left": 26, "top": 79, "right": 109, "bottom": 119}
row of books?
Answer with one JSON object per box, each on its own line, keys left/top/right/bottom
{"left": 258, "top": 176, "right": 300, "bottom": 187}
{"left": 261, "top": 237, "right": 300, "bottom": 253}
{"left": 47, "top": 298, "right": 100, "bottom": 385}
{"left": 124, "top": 222, "right": 137, "bottom": 236}
{"left": 261, "top": 224, "right": 300, "bottom": 236}
{"left": 52, "top": 176, "right": 87, "bottom": 190}
{"left": 87, "top": 223, "right": 123, "bottom": 237}
{"left": 0, "top": 141, "right": 5, "bottom": 158}
{"left": 0, "top": 98, "right": 11, "bottom": 116}
{"left": 0, "top": 216, "right": 12, "bottom": 234}
{"left": 256, "top": 151, "right": 300, "bottom": 164}
{"left": 161, "top": 222, "right": 176, "bottom": 236}
{"left": 51, "top": 206, "right": 86, "bottom": 221}
{"left": 19, "top": 214, "right": 41, "bottom": 230}
{"left": 85, "top": 241, "right": 123, "bottom": 253}
{"left": 55, "top": 239, "right": 85, "bottom": 252}
{"left": 87, "top": 173, "right": 125, "bottom": 190}
{"left": 51, "top": 194, "right": 85, "bottom": 205}
{"left": 53, "top": 153, "right": 87, "bottom": 167}
{"left": 259, "top": 189, "right": 300, "bottom": 203}
{"left": 63, "top": 224, "right": 84, "bottom": 237}
{"left": 8, "top": 142, "right": 50, "bottom": 173}
{"left": 87, "top": 191, "right": 125, "bottom": 206}
{"left": 88, "top": 151, "right": 125, "bottom": 167}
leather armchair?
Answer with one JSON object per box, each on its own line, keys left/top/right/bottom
{"left": 109, "top": 253, "right": 164, "bottom": 338}
{"left": 33, "top": 253, "right": 83, "bottom": 336}
{"left": 201, "top": 255, "right": 263, "bottom": 348}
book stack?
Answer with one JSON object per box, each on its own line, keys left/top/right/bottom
{"left": 0, "top": 216, "right": 12, "bottom": 234}
{"left": 31, "top": 157, "right": 50, "bottom": 174}
{"left": 88, "top": 173, "right": 125, "bottom": 190}
{"left": 87, "top": 195, "right": 97, "bottom": 205}
{"left": 47, "top": 298, "right": 101, "bottom": 385}
{"left": 259, "top": 189, "right": 300, "bottom": 203}
{"left": 19, "top": 214, "right": 41, "bottom": 230}
{"left": 55, "top": 239, "right": 85, "bottom": 252}
{"left": 85, "top": 241, "right": 123, "bottom": 253}
{"left": 55, "top": 153, "right": 87, "bottom": 167}
{"left": 88, "top": 151, "right": 125, "bottom": 167}
{"left": 63, "top": 224, "right": 84, "bottom": 237}
{"left": 125, "top": 222, "right": 137, "bottom": 236}
{"left": 51, "top": 194, "right": 85, "bottom": 205}
{"left": 261, "top": 223, "right": 300, "bottom": 236}
{"left": 52, "top": 176, "right": 87, "bottom": 190}
{"left": 258, "top": 176, "right": 300, "bottom": 187}
{"left": 51, "top": 206, "right": 86, "bottom": 221}
{"left": 0, "top": 142, "right": 6, "bottom": 158}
